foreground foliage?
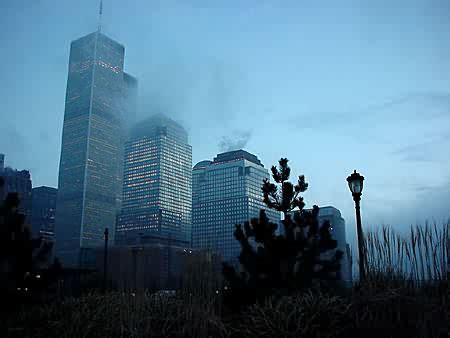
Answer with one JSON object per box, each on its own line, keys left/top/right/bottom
{"left": 364, "top": 222, "right": 449, "bottom": 284}
{"left": 3, "top": 281, "right": 449, "bottom": 338}
{"left": 3, "top": 291, "right": 226, "bottom": 338}
{"left": 223, "top": 158, "right": 342, "bottom": 308}
{"left": 4, "top": 219, "right": 450, "bottom": 338}
{"left": 0, "top": 177, "right": 61, "bottom": 311}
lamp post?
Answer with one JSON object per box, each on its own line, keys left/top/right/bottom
{"left": 103, "top": 227, "right": 109, "bottom": 292}
{"left": 347, "top": 170, "right": 365, "bottom": 282}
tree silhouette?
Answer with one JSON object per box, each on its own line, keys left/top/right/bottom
{"left": 222, "top": 158, "right": 343, "bottom": 308}
{"left": 0, "top": 176, "right": 60, "bottom": 307}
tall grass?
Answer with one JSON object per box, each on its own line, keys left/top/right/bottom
{"left": 363, "top": 221, "right": 450, "bottom": 286}
{"left": 4, "top": 291, "right": 227, "bottom": 338}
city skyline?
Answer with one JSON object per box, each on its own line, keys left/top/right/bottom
{"left": 1, "top": 0, "right": 449, "bottom": 245}
{"left": 0, "top": 2, "right": 448, "bottom": 334}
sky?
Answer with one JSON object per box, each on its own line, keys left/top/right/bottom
{"left": 1, "top": 0, "right": 450, "bottom": 248}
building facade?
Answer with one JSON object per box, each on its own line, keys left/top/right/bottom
{"left": 31, "top": 186, "right": 57, "bottom": 242}
{"left": 316, "top": 206, "right": 352, "bottom": 282}
{"left": 115, "top": 114, "right": 192, "bottom": 247}
{"left": 0, "top": 154, "right": 32, "bottom": 227}
{"left": 290, "top": 206, "right": 352, "bottom": 283}
{"left": 91, "top": 245, "right": 221, "bottom": 291}
{"left": 55, "top": 30, "right": 137, "bottom": 267}
{"left": 192, "top": 150, "right": 280, "bottom": 263}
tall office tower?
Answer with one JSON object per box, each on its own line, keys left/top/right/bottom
{"left": 0, "top": 155, "right": 32, "bottom": 227}
{"left": 192, "top": 150, "right": 280, "bottom": 263}
{"left": 116, "top": 114, "right": 192, "bottom": 247}
{"left": 31, "top": 186, "right": 57, "bottom": 242}
{"left": 55, "top": 30, "right": 137, "bottom": 268}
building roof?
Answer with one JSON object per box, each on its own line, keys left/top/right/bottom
{"left": 212, "top": 149, "right": 263, "bottom": 167}
{"left": 130, "top": 114, "right": 188, "bottom": 141}
{"left": 193, "top": 160, "right": 213, "bottom": 170}
{"left": 32, "top": 186, "right": 57, "bottom": 193}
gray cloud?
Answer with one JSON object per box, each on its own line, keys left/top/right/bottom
{"left": 363, "top": 91, "right": 450, "bottom": 118}
{"left": 391, "top": 129, "right": 450, "bottom": 163}
{"left": 137, "top": 56, "right": 245, "bottom": 129}
{"left": 391, "top": 142, "right": 440, "bottom": 163}
{"left": 0, "top": 125, "right": 29, "bottom": 171}
{"left": 204, "top": 61, "right": 243, "bottom": 124}
{"left": 364, "top": 181, "right": 450, "bottom": 230}
{"left": 0, "top": 125, "right": 26, "bottom": 154}
{"left": 137, "top": 59, "right": 195, "bottom": 120}
{"left": 218, "top": 130, "right": 252, "bottom": 152}
{"left": 287, "top": 90, "right": 450, "bottom": 132}
{"left": 404, "top": 182, "right": 450, "bottom": 225}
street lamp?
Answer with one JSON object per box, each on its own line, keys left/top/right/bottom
{"left": 347, "top": 170, "right": 365, "bottom": 282}
{"left": 103, "top": 227, "right": 109, "bottom": 292}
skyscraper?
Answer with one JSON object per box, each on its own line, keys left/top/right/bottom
{"left": 55, "top": 30, "right": 137, "bottom": 267}
{"left": 192, "top": 150, "right": 280, "bottom": 262}
{"left": 115, "top": 114, "right": 192, "bottom": 247}
{"left": 31, "top": 186, "right": 57, "bottom": 242}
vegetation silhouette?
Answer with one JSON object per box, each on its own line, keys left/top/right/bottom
{"left": 0, "top": 176, "right": 62, "bottom": 310}
{"left": 222, "top": 158, "right": 343, "bottom": 308}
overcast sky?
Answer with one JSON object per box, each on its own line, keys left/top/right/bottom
{"left": 1, "top": 0, "right": 449, "bottom": 247}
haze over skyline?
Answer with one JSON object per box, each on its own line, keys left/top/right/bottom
{"left": 1, "top": 0, "right": 449, "bottom": 247}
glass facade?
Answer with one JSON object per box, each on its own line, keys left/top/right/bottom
{"left": 116, "top": 114, "right": 192, "bottom": 247}
{"left": 55, "top": 31, "right": 137, "bottom": 267}
{"left": 31, "top": 186, "right": 57, "bottom": 242}
{"left": 192, "top": 150, "right": 280, "bottom": 263}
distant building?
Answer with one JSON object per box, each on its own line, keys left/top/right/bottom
{"left": 192, "top": 150, "right": 280, "bottom": 263}
{"left": 115, "top": 114, "right": 192, "bottom": 247}
{"left": 0, "top": 154, "right": 4, "bottom": 171}
{"left": 122, "top": 72, "right": 138, "bottom": 130}
{"left": 31, "top": 186, "right": 57, "bottom": 242}
{"left": 54, "top": 29, "right": 137, "bottom": 268}
{"left": 0, "top": 154, "right": 32, "bottom": 227}
{"left": 0, "top": 154, "right": 4, "bottom": 198}
{"left": 316, "top": 206, "right": 352, "bottom": 282}
{"left": 91, "top": 245, "right": 221, "bottom": 291}
{"left": 291, "top": 206, "right": 352, "bottom": 283}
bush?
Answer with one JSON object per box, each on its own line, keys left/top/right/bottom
{"left": 231, "top": 290, "right": 351, "bottom": 338}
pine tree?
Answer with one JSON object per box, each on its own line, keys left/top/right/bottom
{"left": 222, "top": 158, "right": 343, "bottom": 308}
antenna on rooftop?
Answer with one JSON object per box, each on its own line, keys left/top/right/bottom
{"left": 98, "top": 0, "right": 103, "bottom": 32}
